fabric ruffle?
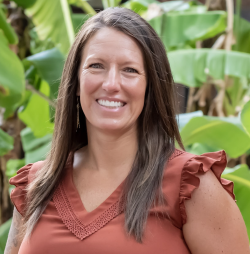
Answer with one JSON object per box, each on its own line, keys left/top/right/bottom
{"left": 179, "top": 150, "right": 235, "bottom": 225}
{"left": 9, "top": 164, "right": 33, "bottom": 216}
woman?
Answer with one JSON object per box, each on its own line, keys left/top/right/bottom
{"left": 5, "top": 7, "right": 249, "bottom": 254}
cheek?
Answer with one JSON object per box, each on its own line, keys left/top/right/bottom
{"left": 122, "top": 77, "right": 147, "bottom": 105}
{"left": 80, "top": 73, "right": 102, "bottom": 96}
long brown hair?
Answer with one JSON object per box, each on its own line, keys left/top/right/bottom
{"left": 23, "top": 7, "right": 184, "bottom": 242}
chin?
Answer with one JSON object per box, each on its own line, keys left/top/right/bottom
{"left": 94, "top": 120, "right": 130, "bottom": 133}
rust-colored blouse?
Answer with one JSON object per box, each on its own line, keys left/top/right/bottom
{"left": 9, "top": 149, "right": 235, "bottom": 254}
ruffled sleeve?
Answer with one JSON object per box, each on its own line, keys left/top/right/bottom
{"left": 9, "top": 163, "right": 34, "bottom": 216}
{"left": 179, "top": 150, "right": 236, "bottom": 225}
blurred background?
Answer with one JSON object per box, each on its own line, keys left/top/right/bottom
{"left": 0, "top": 0, "right": 250, "bottom": 251}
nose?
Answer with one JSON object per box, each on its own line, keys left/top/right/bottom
{"left": 102, "top": 66, "right": 120, "bottom": 93}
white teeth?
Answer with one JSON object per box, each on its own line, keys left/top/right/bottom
{"left": 97, "top": 99, "right": 124, "bottom": 108}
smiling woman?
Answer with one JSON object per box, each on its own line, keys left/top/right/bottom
{"left": 5, "top": 7, "right": 250, "bottom": 254}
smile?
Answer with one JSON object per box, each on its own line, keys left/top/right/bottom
{"left": 97, "top": 99, "right": 125, "bottom": 108}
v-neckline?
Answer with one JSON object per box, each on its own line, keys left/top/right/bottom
{"left": 61, "top": 154, "right": 126, "bottom": 225}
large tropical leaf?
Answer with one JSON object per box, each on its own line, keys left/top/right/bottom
{"left": 168, "top": 49, "right": 250, "bottom": 87}
{"left": 20, "top": 127, "right": 52, "bottom": 164}
{"left": 180, "top": 116, "right": 250, "bottom": 158}
{"left": 149, "top": 11, "right": 226, "bottom": 50}
{"left": 25, "top": 0, "right": 75, "bottom": 55}
{"left": 18, "top": 80, "right": 54, "bottom": 138}
{"left": 26, "top": 48, "right": 65, "bottom": 99}
{"left": 222, "top": 164, "right": 250, "bottom": 242}
{"left": 233, "top": 16, "right": 250, "bottom": 54}
{"left": 177, "top": 110, "right": 203, "bottom": 130}
{"left": 0, "top": 218, "right": 12, "bottom": 254}
{"left": 0, "top": 8, "right": 18, "bottom": 44}
{"left": 72, "top": 13, "right": 90, "bottom": 34}
{"left": 0, "top": 128, "right": 13, "bottom": 156}
{"left": 241, "top": 100, "right": 250, "bottom": 136}
{"left": 0, "top": 31, "right": 25, "bottom": 108}
{"left": 12, "top": 0, "right": 36, "bottom": 8}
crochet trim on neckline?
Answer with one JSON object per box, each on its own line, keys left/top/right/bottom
{"left": 53, "top": 149, "right": 184, "bottom": 240}
{"left": 53, "top": 183, "right": 125, "bottom": 240}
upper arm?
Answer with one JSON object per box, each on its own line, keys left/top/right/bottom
{"left": 4, "top": 208, "right": 24, "bottom": 254}
{"left": 183, "top": 169, "right": 250, "bottom": 254}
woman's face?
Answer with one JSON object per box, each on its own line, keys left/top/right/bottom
{"left": 78, "top": 27, "right": 147, "bottom": 134}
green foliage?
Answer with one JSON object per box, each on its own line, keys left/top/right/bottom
{"left": 0, "top": 128, "right": 13, "bottom": 156}
{"left": 18, "top": 80, "right": 54, "bottom": 138}
{"left": 241, "top": 100, "right": 250, "bottom": 136}
{"left": 180, "top": 116, "right": 250, "bottom": 158}
{"left": 25, "top": 0, "right": 75, "bottom": 55}
{"left": 233, "top": 16, "right": 250, "bottom": 53}
{"left": 12, "top": 0, "right": 36, "bottom": 8}
{"left": 222, "top": 164, "right": 250, "bottom": 241}
{"left": 26, "top": 48, "right": 65, "bottom": 99}
{"left": 168, "top": 49, "right": 250, "bottom": 87}
{"left": 0, "top": 7, "right": 18, "bottom": 44}
{"left": 0, "top": 31, "right": 25, "bottom": 109}
{"left": 6, "top": 159, "right": 25, "bottom": 180}
{"left": 72, "top": 13, "right": 91, "bottom": 33}
{"left": 20, "top": 127, "right": 52, "bottom": 164}
{"left": 149, "top": 11, "right": 227, "bottom": 50}
{"left": 0, "top": 218, "right": 12, "bottom": 254}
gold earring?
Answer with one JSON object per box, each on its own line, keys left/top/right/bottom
{"left": 76, "top": 96, "right": 80, "bottom": 131}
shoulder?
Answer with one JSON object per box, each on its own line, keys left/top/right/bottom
{"left": 182, "top": 164, "right": 249, "bottom": 254}
{"left": 162, "top": 149, "right": 235, "bottom": 227}
{"left": 9, "top": 160, "right": 45, "bottom": 216}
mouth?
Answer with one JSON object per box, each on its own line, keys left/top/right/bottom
{"left": 96, "top": 99, "right": 126, "bottom": 108}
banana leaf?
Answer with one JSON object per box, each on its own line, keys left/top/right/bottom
{"left": 20, "top": 127, "right": 52, "bottom": 164}
{"left": 233, "top": 16, "right": 250, "bottom": 54}
{"left": 180, "top": 116, "right": 250, "bottom": 158}
{"left": 241, "top": 100, "right": 250, "bottom": 136}
{"left": 0, "top": 31, "right": 25, "bottom": 108}
{"left": 26, "top": 48, "right": 65, "bottom": 99}
{"left": 0, "top": 128, "right": 13, "bottom": 156}
{"left": 149, "top": 11, "right": 226, "bottom": 50}
{"left": 0, "top": 8, "right": 18, "bottom": 44}
{"left": 168, "top": 49, "right": 250, "bottom": 87}
{"left": 25, "top": 0, "right": 75, "bottom": 55}
{"left": 18, "top": 80, "right": 54, "bottom": 138}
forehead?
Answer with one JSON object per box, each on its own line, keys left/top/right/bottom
{"left": 81, "top": 27, "right": 144, "bottom": 62}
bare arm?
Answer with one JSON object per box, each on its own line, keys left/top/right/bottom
{"left": 4, "top": 208, "right": 24, "bottom": 254}
{"left": 183, "top": 170, "right": 250, "bottom": 254}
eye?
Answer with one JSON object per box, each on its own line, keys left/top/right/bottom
{"left": 124, "top": 67, "right": 138, "bottom": 73}
{"left": 89, "top": 63, "right": 102, "bottom": 69}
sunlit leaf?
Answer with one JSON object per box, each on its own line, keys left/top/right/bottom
{"left": 0, "top": 128, "right": 13, "bottom": 156}
{"left": 0, "top": 31, "right": 25, "bottom": 108}
{"left": 20, "top": 127, "right": 52, "bottom": 164}
{"left": 0, "top": 8, "right": 18, "bottom": 44}
{"left": 177, "top": 110, "right": 203, "bottom": 130}
{"left": 241, "top": 100, "right": 250, "bottom": 136}
{"left": 25, "top": 0, "right": 75, "bottom": 55}
{"left": 6, "top": 158, "right": 25, "bottom": 180}
{"left": 18, "top": 80, "right": 54, "bottom": 137}
{"left": 168, "top": 49, "right": 250, "bottom": 87}
{"left": 149, "top": 11, "right": 226, "bottom": 50}
{"left": 180, "top": 116, "right": 250, "bottom": 158}
{"left": 26, "top": 48, "right": 65, "bottom": 99}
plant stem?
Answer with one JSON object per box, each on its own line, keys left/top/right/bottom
{"left": 26, "top": 83, "right": 56, "bottom": 108}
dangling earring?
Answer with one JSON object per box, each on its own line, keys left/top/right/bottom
{"left": 76, "top": 96, "right": 80, "bottom": 131}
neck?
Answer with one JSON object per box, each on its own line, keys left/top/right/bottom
{"left": 82, "top": 122, "right": 138, "bottom": 177}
